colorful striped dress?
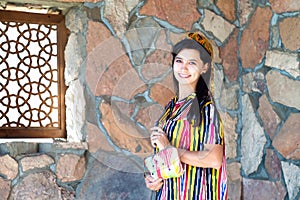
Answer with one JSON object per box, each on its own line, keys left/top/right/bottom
{"left": 155, "top": 93, "right": 227, "bottom": 200}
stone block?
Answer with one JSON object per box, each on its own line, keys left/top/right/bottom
{"left": 76, "top": 156, "right": 151, "bottom": 199}
{"left": 265, "top": 50, "right": 299, "bottom": 78}
{"left": 242, "top": 178, "right": 286, "bottom": 200}
{"left": 273, "top": 113, "right": 300, "bottom": 160}
{"left": 220, "top": 29, "right": 239, "bottom": 82}
{"left": 241, "top": 94, "right": 266, "bottom": 175}
{"left": 0, "top": 177, "right": 10, "bottom": 199}
{"left": 281, "top": 161, "right": 300, "bottom": 200}
{"left": 140, "top": 0, "right": 200, "bottom": 30}
{"left": 20, "top": 154, "right": 54, "bottom": 172}
{"left": 265, "top": 149, "right": 281, "bottom": 180}
{"left": 279, "top": 14, "right": 300, "bottom": 51}
{"left": 269, "top": 0, "right": 300, "bottom": 13}
{"left": 258, "top": 94, "right": 280, "bottom": 139}
{"left": 201, "top": 9, "right": 235, "bottom": 43}
{"left": 10, "top": 171, "right": 63, "bottom": 199}
{"left": 56, "top": 154, "right": 86, "bottom": 182}
{"left": 266, "top": 70, "right": 300, "bottom": 110}
{"left": 0, "top": 154, "right": 18, "bottom": 180}
{"left": 240, "top": 7, "right": 272, "bottom": 69}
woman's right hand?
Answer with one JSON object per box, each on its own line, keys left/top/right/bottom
{"left": 150, "top": 126, "right": 170, "bottom": 150}
{"left": 144, "top": 175, "right": 164, "bottom": 191}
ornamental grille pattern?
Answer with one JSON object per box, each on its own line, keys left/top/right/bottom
{"left": 0, "top": 11, "right": 66, "bottom": 138}
{"left": 0, "top": 21, "right": 59, "bottom": 128}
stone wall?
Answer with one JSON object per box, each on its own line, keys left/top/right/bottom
{"left": 0, "top": 0, "right": 299, "bottom": 199}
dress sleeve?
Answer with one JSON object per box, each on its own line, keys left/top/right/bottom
{"left": 201, "top": 103, "right": 224, "bottom": 145}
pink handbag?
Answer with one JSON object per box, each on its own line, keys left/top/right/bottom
{"left": 144, "top": 146, "right": 184, "bottom": 179}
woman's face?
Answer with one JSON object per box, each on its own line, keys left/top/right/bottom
{"left": 173, "top": 48, "right": 209, "bottom": 90}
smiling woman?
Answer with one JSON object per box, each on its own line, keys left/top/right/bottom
{"left": 144, "top": 32, "right": 227, "bottom": 200}
{"left": 173, "top": 48, "right": 208, "bottom": 91}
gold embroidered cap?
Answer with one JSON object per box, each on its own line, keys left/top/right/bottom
{"left": 187, "top": 32, "right": 213, "bottom": 58}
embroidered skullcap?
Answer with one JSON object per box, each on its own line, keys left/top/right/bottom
{"left": 187, "top": 32, "right": 213, "bottom": 58}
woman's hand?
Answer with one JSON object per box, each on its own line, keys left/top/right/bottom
{"left": 150, "top": 127, "right": 170, "bottom": 150}
{"left": 144, "top": 175, "right": 164, "bottom": 191}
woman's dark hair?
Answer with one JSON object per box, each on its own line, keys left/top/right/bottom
{"left": 171, "top": 38, "right": 212, "bottom": 126}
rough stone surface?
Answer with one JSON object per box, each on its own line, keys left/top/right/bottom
{"left": 95, "top": 54, "right": 133, "bottom": 96}
{"left": 77, "top": 157, "right": 150, "bottom": 199}
{"left": 126, "top": 21, "right": 161, "bottom": 66}
{"left": 86, "top": 122, "right": 114, "bottom": 153}
{"left": 265, "top": 149, "right": 282, "bottom": 180}
{"left": 220, "top": 112, "right": 238, "bottom": 159}
{"left": 279, "top": 15, "right": 300, "bottom": 52}
{"left": 56, "top": 154, "right": 86, "bottom": 182}
{"left": 65, "top": 6, "right": 88, "bottom": 34}
{"left": 5, "top": 142, "right": 38, "bottom": 157}
{"left": 155, "top": 29, "right": 173, "bottom": 52}
{"left": 241, "top": 94, "right": 266, "bottom": 175}
{"left": 53, "top": 142, "right": 88, "bottom": 151}
{"left": 140, "top": 0, "right": 200, "bottom": 30}
{"left": 86, "top": 21, "right": 112, "bottom": 53}
{"left": 242, "top": 72, "right": 265, "bottom": 94}
{"left": 220, "top": 28, "right": 239, "bottom": 82}
{"left": 227, "top": 162, "right": 242, "bottom": 200}
{"left": 60, "top": 0, "right": 98, "bottom": 3}
{"left": 90, "top": 150, "right": 144, "bottom": 174}
{"left": 86, "top": 36, "right": 125, "bottom": 95}
{"left": 220, "top": 84, "right": 239, "bottom": 110}
{"left": 142, "top": 48, "right": 172, "bottom": 80}
{"left": 201, "top": 9, "right": 235, "bottom": 43}
{"left": 64, "top": 7, "right": 88, "bottom": 85}
{"left": 240, "top": 6, "right": 272, "bottom": 69}
{"left": 265, "top": 50, "right": 299, "bottom": 78}
{"left": 135, "top": 104, "right": 164, "bottom": 131}
{"left": 0, "top": 177, "right": 10, "bottom": 200}
{"left": 258, "top": 94, "right": 280, "bottom": 139}
{"left": 100, "top": 101, "right": 153, "bottom": 154}
{"left": 269, "top": 0, "right": 300, "bottom": 13}
{"left": 84, "top": 5, "right": 100, "bottom": 21}
{"left": 281, "top": 161, "right": 300, "bottom": 200}
{"left": 9, "top": 171, "right": 62, "bottom": 200}
{"left": 266, "top": 70, "right": 300, "bottom": 110}
{"left": 65, "top": 79, "right": 86, "bottom": 142}
{"left": 150, "top": 75, "right": 176, "bottom": 106}
{"left": 104, "top": 0, "right": 139, "bottom": 36}
{"left": 20, "top": 154, "right": 54, "bottom": 172}
{"left": 111, "top": 67, "right": 147, "bottom": 100}
{"left": 213, "top": 67, "right": 224, "bottom": 100}
{"left": 242, "top": 178, "right": 286, "bottom": 200}
{"left": 273, "top": 113, "right": 300, "bottom": 160}
{"left": 64, "top": 33, "right": 86, "bottom": 86}
{"left": 216, "top": 0, "right": 236, "bottom": 22}
{"left": 0, "top": 155, "right": 18, "bottom": 180}
{"left": 237, "top": 0, "right": 255, "bottom": 26}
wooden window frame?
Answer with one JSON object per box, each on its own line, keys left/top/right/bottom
{"left": 0, "top": 10, "right": 67, "bottom": 138}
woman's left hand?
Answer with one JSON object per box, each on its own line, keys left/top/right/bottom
{"left": 150, "top": 127, "right": 170, "bottom": 150}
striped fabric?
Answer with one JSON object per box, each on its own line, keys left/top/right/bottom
{"left": 155, "top": 93, "right": 227, "bottom": 200}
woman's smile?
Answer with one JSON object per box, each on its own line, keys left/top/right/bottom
{"left": 178, "top": 73, "right": 191, "bottom": 78}
{"left": 173, "top": 48, "right": 208, "bottom": 89}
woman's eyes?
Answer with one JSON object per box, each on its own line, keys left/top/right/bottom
{"left": 175, "top": 59, "right": 196, "bottom": 65}
{"left": 175, "top": 59, "right": 183, "bottom": 63}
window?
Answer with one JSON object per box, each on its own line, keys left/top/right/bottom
{"left": 0, "top": 10, "right": 67, "bottom": 138}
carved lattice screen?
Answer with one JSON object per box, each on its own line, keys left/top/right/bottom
{"left": 0, "top": 10, "right": 67, "bottom": 138}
